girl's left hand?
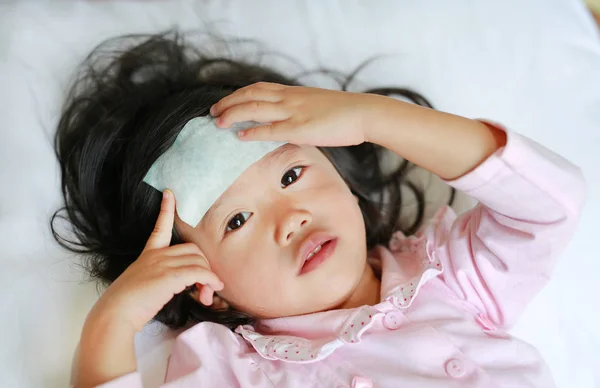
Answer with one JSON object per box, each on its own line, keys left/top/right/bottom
{"left": 210, "top": 82, "right": 389, "bottom": 147}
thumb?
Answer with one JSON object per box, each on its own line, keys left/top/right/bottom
{"left": 144, "top": 189, "right": 176, "bottom": 251}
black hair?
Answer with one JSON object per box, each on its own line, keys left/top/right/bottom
{"left": 51, "top": 31, "right": 451, "bottom": 330}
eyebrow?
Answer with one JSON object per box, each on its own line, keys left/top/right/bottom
{"left": 264, "top": 143, "right": 300, "bottom": 165}
{"left": 201, "top": 144, "right": 301, "bottom": 230}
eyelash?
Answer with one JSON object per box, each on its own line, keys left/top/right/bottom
{"left": 280, "top": 166, "right": 304, "bottom": 188}
{"left": 225, "top": 211, "right": 251, "bottom": 232}
{"left": 225, "top": 166, "right": 306, "bottom": 233}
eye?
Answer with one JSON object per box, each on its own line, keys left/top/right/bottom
{"left": 226, "top": 211, "right": 252, "bottom": 232}
{"left": 281, "top": 166, "right": 304, "bottom": 188}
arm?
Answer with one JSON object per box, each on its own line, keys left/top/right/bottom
{"left": 74, "top": 312, "right": 137, "bottom": 388}
{"left": 72, "top": 190, "right": 223, "bottom": 387}
{"left": 364, "top": 99, "right": 507, "bottom": 180}
{"left": 211, "top": 82, "right": 505, "bottom": 181}
{"left": 430, "top": 125, "right": 585, "bottom": 327}
{"left": 364, "top": 101, "right": 584, "bottom": 326}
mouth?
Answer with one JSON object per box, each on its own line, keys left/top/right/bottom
{"left": 297, "top": 233, "right": 338, "bottom": 276}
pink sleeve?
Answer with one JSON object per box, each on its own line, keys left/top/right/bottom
{"left": 161, "top": 322, "right": 274, "bottom": 388}
{"left": 95, "top": 372, "right": 143, "bottom": 388}
{"left": 434, "top": 123, "right": 585, "bottom": 328}
{"left": 94, "top": 323, "right": 273, "bottom": 388}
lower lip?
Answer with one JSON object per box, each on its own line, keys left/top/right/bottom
{"left": 299, "top": 239, "right": 338, "bottom": 276}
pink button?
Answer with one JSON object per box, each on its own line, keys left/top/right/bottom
{"left": 445, "top": 359, "right": 466, "bottom": 378}
{"left": 382, "top": 310, "right": 403, "bottom": 330}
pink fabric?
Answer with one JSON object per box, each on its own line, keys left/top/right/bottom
{"left": 99, "top": 126, "right": 585, "bottom": 388}
{"left": 96, "top": 371, "right": 142, "bottom": 388}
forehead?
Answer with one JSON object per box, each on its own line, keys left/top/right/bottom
{"left": 195, "top": 145, "right": 293, "bottom": 218}
{"left": 257, "top": 143, "right": 302, "bottom": 167}
{"left": 211, "top": 144, "right": 303, "bottom": 199}
{"left": 200, "top": 144, "right": 326, "bottom": 218}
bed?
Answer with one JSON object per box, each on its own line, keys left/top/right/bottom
{"left": 1, "top": 0, "right": 599, "bottom": 387}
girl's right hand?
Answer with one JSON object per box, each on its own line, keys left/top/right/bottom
{"left": 86, "top": 189, "right": 223, "bottom": 333}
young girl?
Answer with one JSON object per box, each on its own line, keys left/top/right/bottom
{"left": 53, "top": 32, "right": 585, "bottom": 388}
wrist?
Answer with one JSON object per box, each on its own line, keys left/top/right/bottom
{"left": 82, "top": 306, "right": 136, "bottom": 343}
{"left": 362, "top": 95, "right": 414, "bottom": 145}
{"left": 76, "top": 308, "right": 137, "bottom": 387}
{"left": 360, "top": 96, "right": 506, "bottom": 180}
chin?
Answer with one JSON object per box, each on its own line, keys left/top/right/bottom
{"left": 319, "top": 269, "right": 363, "bottom": 307}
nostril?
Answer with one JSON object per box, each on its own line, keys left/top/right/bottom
{"left": 300, "top": 220, "right": 307, "bottom": 227}
{"left": 286, "top": 231, "right": 294, "bottom": 241}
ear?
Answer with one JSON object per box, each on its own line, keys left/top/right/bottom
{"left": 211, "top": 294, "right": 231, "bottom": 310}
{"left": 190, "top": 288, "right": 230, "bottom": 310}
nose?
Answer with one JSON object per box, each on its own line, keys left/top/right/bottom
{"left": 275, "top": 208, "right": 312, "bottom": 246}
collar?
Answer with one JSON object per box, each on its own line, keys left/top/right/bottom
{"left": 235, "top": 206, "right": 451, "bottom": 364}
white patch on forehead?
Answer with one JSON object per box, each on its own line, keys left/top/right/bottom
{"left": 143, "top": 116, "right": 283, "bottom": 227}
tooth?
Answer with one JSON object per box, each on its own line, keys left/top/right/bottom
{"left": 306, "top": 245, "right": 322, "bottom": 261}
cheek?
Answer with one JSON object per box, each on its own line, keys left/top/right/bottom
{"left": 208, "top": 242, "right": 287, "bottom": 308}
{"left": 326, "top": 185, "right": 366, "bottom": 238}
{"left": 221, "top": 270, "right": 295, "bottom": 318}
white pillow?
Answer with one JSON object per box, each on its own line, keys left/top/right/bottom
{"left": 0, "top": 1, "right": 598, "bottom": 387}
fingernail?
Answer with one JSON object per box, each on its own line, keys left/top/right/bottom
{"left": 215, "top": 117, "right": 222, "bottom": 126}
{"left": 237, "top": 130, "right": 246, "bottom": 138}
{"left": 163, "top": 190, "right": 171, "bottom": 200}
{"left": 210, "top": 105, "right": 216, "bottom": 115}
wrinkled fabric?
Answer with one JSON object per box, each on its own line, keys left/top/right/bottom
{"left": 99, "top": 125, "right": 585, "bottom": 388}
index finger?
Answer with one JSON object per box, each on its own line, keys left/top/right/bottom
{"left": 144, "top": 189, "right": 175, "bottom": 251}
{"left": 210, "top": 82, "right": 284, "bottom": 118}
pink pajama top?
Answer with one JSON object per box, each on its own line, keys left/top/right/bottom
{"left": 100, "top": 125, "right": 585, "bottom": 387}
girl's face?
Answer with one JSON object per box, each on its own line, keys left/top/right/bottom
{"left": 175, "top": 144, "right": 368, "bottom": 319}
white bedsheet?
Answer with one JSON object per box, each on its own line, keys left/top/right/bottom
{"left": 1, "top": 1, "right": 599, "bottom": 387}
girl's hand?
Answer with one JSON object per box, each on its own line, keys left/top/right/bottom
{"left": 211, "top": 82, "right": 506, "bottom": 181}
{"left": 210, "top": 82, "right": 390, "bottom": 147}
{"left": 86, "top": 190, "right": 223, "bottom": 333}
{"left": 75, "top": 190, "right": 222, "bottom": 387}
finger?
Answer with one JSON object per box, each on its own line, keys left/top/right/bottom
{"left": 237, "top": 121, "right": 301, "bottom": 143}
{"left": 144, "top": 190, "right": 176, "bottom": 251}
{"left": 215, "top": 101, "right": 288, "bottom": 128}
{"left": 250, "top": 81, "right": 287, "bottom": 90}
{"left": 197, "top": 284, "right": 215, "bottom": 306}
{"left": 163, "top": 254, "right": 210, "bottom": 269}
{"left": 169, "top": 265, "right": 223, "bottom": 291}
{"left": 163, "top": 242, "right": 204, "bottom": 257}
{"left": 210, "top": 85, "right": 282, "bottom": 117}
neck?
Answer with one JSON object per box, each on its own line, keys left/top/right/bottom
{"left": 336, "top": 260, "right": 381, "bottom": 310}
